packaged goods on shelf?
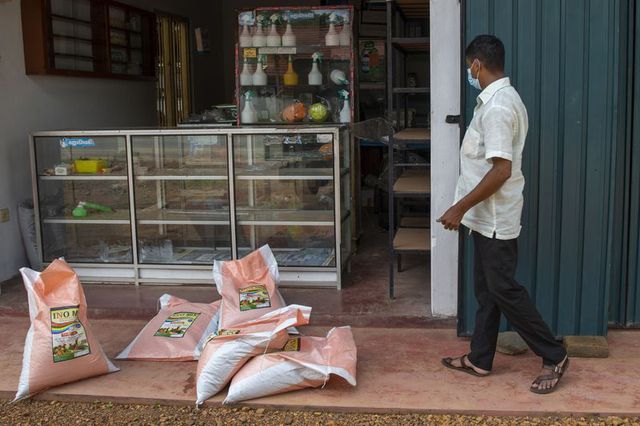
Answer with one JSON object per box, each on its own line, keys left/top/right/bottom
{"left": 235, "top": 6, "right": 353, "bottom": 125}
{"left": 116, "top": 295, "right": 221, "bottom": 361}
{"left": 14, "top": 259, "right": 119, "bottom": 401}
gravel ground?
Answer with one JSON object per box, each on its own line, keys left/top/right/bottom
{"left": 1, "top": 400, "right": 639, "bottom": 426}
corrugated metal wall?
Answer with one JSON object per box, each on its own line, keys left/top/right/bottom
{"left": 619, "top": 0, "right": 640, "bottom": 326}
{"left": 458, "top": 0, "right": 628, "bottom": 336}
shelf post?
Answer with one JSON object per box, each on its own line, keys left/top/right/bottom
{"left": 125, "top": 133, "right": 140, "bottom": 285}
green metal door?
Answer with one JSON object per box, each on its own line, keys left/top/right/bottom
{"left": 458, "top": 0, "right": 628, "bottom": 336}
{"left": 616, "top": 0, "right": 640, "bottom": 327}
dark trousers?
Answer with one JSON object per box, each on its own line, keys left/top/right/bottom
{"left": 467, "top": 231, "right": 567, "bottom": 371}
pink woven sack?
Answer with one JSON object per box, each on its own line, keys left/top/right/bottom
{"left": 225, "top": 326, "right": 357, "bottom": 403}
{"left": 116, "top": 295, "right": 221, "bottom": 361}
{"left": 213, "top": 245, "right": 287, "bottom": 330}
{"left": 195, "top": 304, "right": 311, "bottom": 405}
{"left": 15, "top": 259, "right": 119, "bottom": 401}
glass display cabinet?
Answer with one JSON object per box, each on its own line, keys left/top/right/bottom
{"left": 235, "top": 6, "right": 354, "bottom": 125}
{"left": 30, "top": 127, "right": 351, "bottom": 288}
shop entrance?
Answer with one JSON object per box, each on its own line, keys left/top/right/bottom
{"left": 354, "top": 0, "right": 460, "bottom": 319}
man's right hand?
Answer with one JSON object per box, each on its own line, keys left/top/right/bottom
{"left": 437, "top": 204, "right": 466, "bottom": 231}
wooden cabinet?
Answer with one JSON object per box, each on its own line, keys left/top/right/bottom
{"left": 21, "top": 0, "right": 155, "bottom": 80}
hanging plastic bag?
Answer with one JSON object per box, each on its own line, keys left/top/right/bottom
{"left": 116, "top": 295, "right": 221, "bottom": 361}
{"left": 213, "top": 245, "right": 287, "bottom": 330}
{"left": 195, "top": 304, "right": 311, "bottom": 405}
{"left": 14, "top": 259, "right": 119, "bottom": 401}
{"left": 224, "top": 326, "right": 357, "bottom": 404}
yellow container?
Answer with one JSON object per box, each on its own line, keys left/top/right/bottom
{"left": 283, "top": 56, "right": 298, "bottom": 86}
{"left": 74, "top": 159, "right": 107, "bottom": 174}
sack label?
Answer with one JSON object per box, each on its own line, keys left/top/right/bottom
{"left": 239, "top": 284, "right": 271, "bottom": 311}
{"left": 154, "top": 312, "right": 200, "bottom": 338}
{"left": 51, "top": 305, "right": 91, "bottom": 363}
{"left": 283, "top": 337, "right": 301, "bottom": 352}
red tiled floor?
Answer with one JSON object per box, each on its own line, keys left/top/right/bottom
{"left": 1, "top": 317, "right": 639, "bottom": 416}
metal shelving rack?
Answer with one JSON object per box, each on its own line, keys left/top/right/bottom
{"left": 385, "top": 0, "right": 430, "bottom": 298}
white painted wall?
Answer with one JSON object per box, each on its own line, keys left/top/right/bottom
{"left": 429, "top": 0, "right": 461, "bottom": 317}
{"left": 0, "top": 0, "right": 158, "bottom": 281}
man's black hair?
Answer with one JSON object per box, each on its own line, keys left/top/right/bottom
{"left": 465, "top": 35, "right": 505, "bottom": 72}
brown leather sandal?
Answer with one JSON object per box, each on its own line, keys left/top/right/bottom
{"left": 530, "top": 357, "right": 570, "bottom": 394}
{"left": 441, "top": 354, "right": 491, "bottom": 377}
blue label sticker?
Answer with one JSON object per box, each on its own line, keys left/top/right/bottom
{"left": 286, "top": 11, "right": 315, "bottom": 22}
{"left": 60, "top": 138, "right": 96, "bottom": 148}
{"left": 238, "top": 11, "right": 255, "bottom": 25}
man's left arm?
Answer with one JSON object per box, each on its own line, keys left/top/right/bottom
{"left": 438, "top": 105, "right": 516, "bottom": 231}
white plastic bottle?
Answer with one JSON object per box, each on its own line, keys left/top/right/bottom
{"left": 239, "top": 24, "right": 252, "bottom": 47}
{"left": 325, "top": 23, "right": 339, "bottom": 46}
{"left": 252, "top": 57, "right": 267, "bottom": 86}
{"left": 339, "top": 22, "right": 351, "bottom": 46}
{"left": 267, "top": 23, "right": 281, "bottom": 47}
{"left": 281, "top": 22, "right": 296, "bottom": 47}
{"left": 241, "top": 92, "right": 257, "bottom": 124}
{"left": 252, "top": 22, "right": 266, "bottom": 47}
{"left": 308, "top": 52, "right": 322, "bottom": 86}
{"left": 339, "top": 90, "right": 351, "bottom": 123}
{"left": 240, "top": 58, "right": 253, "bottom": 86}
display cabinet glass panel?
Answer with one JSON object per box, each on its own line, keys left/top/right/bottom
{"left": 237, "top": 225, "right": 336, "bottom": 267}
{"left": 233, "top": 132, "right": 336, "bottom": 267}
{"left": 131, "top": 135, "right": 232, "bottom": 264}
{"left": 41, "top": 223, "right": 132, "bottom": 262}
{"left": 33, "top": 135, "right": 131, "bottom": 263}
{"left": 32, "top": 128, "right": 348, "bottom": 287}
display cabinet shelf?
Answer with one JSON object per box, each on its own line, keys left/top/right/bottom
{"left": 134, "top": 168, "right": 228, "bottom": 179}
{"left": 41, "top": 209, "right": 131, "bottom": 224}
{"left": 235, "top": 168, "right": 334, "bottom": 180}
{"left": 136, "top": 175, "right": 229, "bottom": 181}
{"left": 236, "top": 209, "right": 334, "bottom": 226}
{"left": 136, "top": 208, "right": 230, "bottom": 225}
{"left": 238, "top": 247, "right": 336, "bottom": 268}
{"left": 39, "top": 174, "right": 128, "bottom": 181}
{"left": 31, "top": 127, "right": 351, "bottom": 288}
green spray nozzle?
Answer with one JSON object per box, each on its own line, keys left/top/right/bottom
{"left": 72, "top": 201, "right": 114, "bottom": 217}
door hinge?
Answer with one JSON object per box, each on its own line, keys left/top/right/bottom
{"left": 446, "top": 114, "right": 461, "bottom": 124}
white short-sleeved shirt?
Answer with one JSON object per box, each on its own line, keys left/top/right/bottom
{"left": 454, "top": 77, "right": 528, "bottom": 240}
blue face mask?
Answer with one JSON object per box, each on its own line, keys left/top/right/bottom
{"left": 467, "top": 61, "right": 482, "bottom": 90}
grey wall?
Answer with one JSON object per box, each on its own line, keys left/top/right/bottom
{"left": 0, "top": 0, "right": 222, "bottom": 281}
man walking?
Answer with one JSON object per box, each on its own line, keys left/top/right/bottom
{"left": 438, "top": 35, "right": 569, "bottom": 393}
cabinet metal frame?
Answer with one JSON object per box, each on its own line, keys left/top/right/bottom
{"left": 30, "top": 126, "right": 349, "bottom": 289}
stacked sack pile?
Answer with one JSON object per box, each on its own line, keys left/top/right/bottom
{"left": 14, "top": 245, "right": 357, "bottom": 406}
